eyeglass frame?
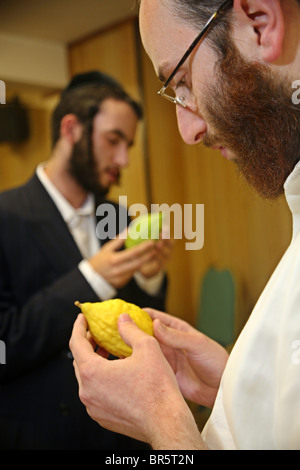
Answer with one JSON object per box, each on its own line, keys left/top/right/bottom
{"left": 157, "top": 0, "right": 233, "bottom": 108}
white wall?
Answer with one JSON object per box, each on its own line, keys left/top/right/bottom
{"left": 0, "top": 33, "right": 68, "bottom": 90}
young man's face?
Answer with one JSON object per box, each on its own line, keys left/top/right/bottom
{"left": 69, "top": 98, "right": 138, "bottom": 197}
{"left": 140, "top": 0, "right": 300, "bottom": 198}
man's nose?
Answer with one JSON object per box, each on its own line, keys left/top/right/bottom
{"left": 176, "top": 105, "right": 207, "bottom": 145}
{"left": 114, "top": 145, "right": 129, "bottom": 168}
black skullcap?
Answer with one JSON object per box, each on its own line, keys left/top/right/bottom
{"left": 63, "top": 70, "right": 122, "bottom": 95}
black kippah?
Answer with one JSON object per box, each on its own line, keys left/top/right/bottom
{"left": 63, "top": 70, "right": 122, "bottom": 94}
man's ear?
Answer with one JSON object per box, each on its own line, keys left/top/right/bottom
{"left": 234, "top": 0, "right": 285, "bottom": 62}
{"left": 60, "top": 114, "right": 83, "bottom": 143}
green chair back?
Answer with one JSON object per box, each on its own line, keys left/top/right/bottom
{"left": 196, "top": 267, "right": 236, "bottom": 347}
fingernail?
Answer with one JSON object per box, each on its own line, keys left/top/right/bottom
{"left": 155, "top": 319, "right": 166, "bottom": 332}
{"left": 118, "top": 313, "right": 132, "bottom": 323}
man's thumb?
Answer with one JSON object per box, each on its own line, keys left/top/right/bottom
{"left": 117, "top": 314, "right": 144, "bottom": 350}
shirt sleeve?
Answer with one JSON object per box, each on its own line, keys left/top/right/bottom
{"left": 79, "top": 260, "right": 165, "bottom": 300}
{"left": 78, "top": 259, "right": 117, "bottom": 300}
{"left": 133, "top": 270, "right": 165, "bottom": 296}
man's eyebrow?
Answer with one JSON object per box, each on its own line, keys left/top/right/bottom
{"left": 158, "top": 62, "right": 179, "bottom": 86}
{"left": 109, "top": 129, "right": 134, "bottom": 147}
{"left": 158, "top": 61, "right": 173, "bottom": 84}
{"left": 158, "top": 67, "right": 167, "bottom": 83}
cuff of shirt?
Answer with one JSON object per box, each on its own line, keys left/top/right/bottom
{"left": 78, "top": 259, "right": 117, "bottom": 300}
{"left": 133, "top": 270, "right": 164, "bottom": 296}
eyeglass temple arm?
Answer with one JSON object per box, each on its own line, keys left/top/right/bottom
{"left": 163, "top": 0, "right": 233, "bottom": 90}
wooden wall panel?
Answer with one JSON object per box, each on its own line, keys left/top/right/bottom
{"left": 179, "top": 141, "right": 292, "bottom": 331}
{"left": 139, "top": 50, "right": 194, "bottom": 319}
{"left": 69, "top": 20, "right": 194, "bottom": 319}
{"left": 69, "top": 21, "right": 149, "bottom": 210}
{"left": 0, "top": 89, "right": 57, "bottom": 192}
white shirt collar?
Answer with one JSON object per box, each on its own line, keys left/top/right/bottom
{"left": 284, "top": 160, "right": 300, "bottom": 239}
{"left": 36, "top": 162, "right": 95, "bottom": 224}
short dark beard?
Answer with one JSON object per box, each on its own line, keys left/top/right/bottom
{"left": 203, "top": 38, "right": 300, "bottom": 199}
{"left": 69, "top": 123, "right": 109, "bottom": 199}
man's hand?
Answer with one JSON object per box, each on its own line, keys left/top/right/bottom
{"left": 145, "top": 308, "right": 229, "bottom": 409}
{"left": 69, "top": 313, "right": 206, "bottom": 450}
{"left": 138, "top": 238, "right": 174, "bottom": 279}
{"left": 88, "top": 231, "right": 156, "bottom": 288}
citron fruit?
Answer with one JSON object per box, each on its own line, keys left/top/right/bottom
{"left": 75, "top": 299, "right": 153, "bottom": 357}
{"left": 125, "top": 212, "right": 163, "bottom": 249}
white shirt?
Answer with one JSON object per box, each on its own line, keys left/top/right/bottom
{"left": 202, "top": 161, "right": 300, "bottom": 450}
{"left": 36, "top": 163, "right": 163, "bottom": 300}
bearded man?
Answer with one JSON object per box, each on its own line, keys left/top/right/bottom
{"left": 70, "top": 0, "right": 300, "bottom": 450}
{"left": 0, "top": 71, "right": 172, "bottom": 449}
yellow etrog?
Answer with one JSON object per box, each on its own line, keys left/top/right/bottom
{"left": 75, "top": 299, "right": 153, "bottom": 357}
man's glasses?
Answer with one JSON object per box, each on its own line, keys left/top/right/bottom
{"left": 157, "top": 0, "right": 233, "bottom": 108}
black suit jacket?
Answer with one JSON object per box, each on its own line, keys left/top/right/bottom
{"left": 0, "top": 173, "right": 167, "bottom": 449}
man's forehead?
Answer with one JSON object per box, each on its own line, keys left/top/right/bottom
{"left": 139, "top": 0, "right": 182, "bottom": 42}
{"left": 98, "top": 98, "right": 135, "bottom": 116}
{"left": 139, "top": 0, "right": 196, "bottom": 78}
{"left": 94, "top": 99, "right": 138, "bottom": 142}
